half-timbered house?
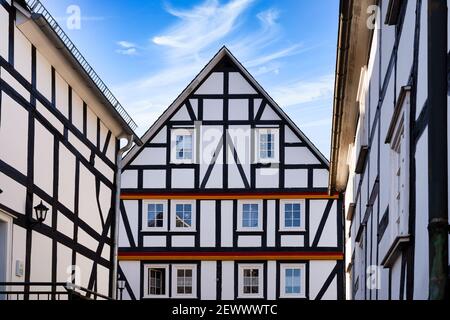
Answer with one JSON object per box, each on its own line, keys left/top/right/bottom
{"left": 329, "top": 0, "right": 449, "bottom": 300}
{"left": 0, "top": 0, "right": 138, "bottom": 299}
{"left": 118, "top": 47, "right": 344, "bottom": 300}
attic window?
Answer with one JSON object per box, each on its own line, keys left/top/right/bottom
{"left": 385, "top": 0, "right": 403, "bottom": 25}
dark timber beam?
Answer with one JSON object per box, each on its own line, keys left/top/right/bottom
{"left": 427, "top": 0, "right": 449, "bottom": 300}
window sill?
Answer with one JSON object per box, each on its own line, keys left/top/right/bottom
{"left": 170, "top": 160, "right": 195, "bottom": 165}
{"left": 143, "top": 295, "right": 169, "bottom": 299}
{"left": 141, "top": 228, "right": 168, "bottom": 232}
{"left": 279, "top": 228, "right": 305, "bottom": 232}
{"left": 236, "top": 228, "right": 264, "bottom": 233}
{"left": 237, "top": 294, "right": 264, "bottom": 299}
{"left": 279, "top": 294, "right": 306, "bottom": 299}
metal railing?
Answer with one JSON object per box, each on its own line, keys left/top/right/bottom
{"left": 24, "top": 0, "right": 138, "bottom": 131}
{"left": 0, "top": 282, "right": 112, "bottom": 300}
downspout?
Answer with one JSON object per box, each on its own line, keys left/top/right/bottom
{"left": 427, "top": 0, "right": 448, "bottom": 300}
{"left": 111, "top": 135, "right": 134, "bottom": 300}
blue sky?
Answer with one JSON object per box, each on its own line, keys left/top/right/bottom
{"left": 41, "top": 0, "right": 339, "bottom": 157}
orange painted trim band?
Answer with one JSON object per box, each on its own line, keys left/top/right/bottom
{"left": 121, "top": 192, "right": 340, "bottom": 200}
{"left": 118, "top": 252, "right": 344, "bottom": 261}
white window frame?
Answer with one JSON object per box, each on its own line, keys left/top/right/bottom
{"left": 389, "top": 93, "right": 410, "bottom": 240}
{"left": 171, "top": 264, "right": 197, "bottom": 299}
{"left": 143, "top": 264, "right": 169, "bottom": 298}
{"left": 255, "top": 128, "right": 279, "bottom": 164}
{"left": 142, "top": 200, "right": 168, "bottom": 232}
{"left": 238, "top": 264, "right": 264, "bottom": 299}
{"left": 279, "top": 200, "right": 306, "bottom": 232}
{"left": 0, "top": 210, "right": 13, "bottom": 284}
{"left": 170, "top": 200, "right": 196, "bottom": 232}
{"left": 171, "top": 128, "right": 195, "bottom": 164}
{"left": 279, "top": 264, "right": 306, "bottom": 298}
{"left": 237, "top": 200, "right": 263, "bottom": 232}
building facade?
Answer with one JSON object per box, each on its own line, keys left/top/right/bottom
{"left": 329, "top": 0, "right": 449, "bottom": 299}
{"left": 0, "top": 0, "right": 138, "bottom": 299}
{"left": 118, "top": 48, "right": 344, "bottom": 300}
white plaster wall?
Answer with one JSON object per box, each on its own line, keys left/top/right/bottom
{"left": 284, "top": 169, "right": 307, "bottom": 188}
{"left": 33, "top": 121, "right": 54, "bottom": 196}
{"left": 267, "top": 261, "right": 276, "bottom": 300}
{"left": 86, "top": 107, "right": 97, "bottom": 145}
{"left": 172, "top": 236, "right": 195, "bottom": 247}
{"left": 221, "top": 261, "right": 234, "bottom": 300}
{"left": 229, "top": 72, "right": 256, "bottom": 94}
{"left": 1, "top": 67, "right": 29, "bottom": 100}
{"left": 309, "top": 261, "right": 336, "bottom": 300}
{"left": 313, "top": 169, "right": 329, "bottom": 188}
{"left": 143, "top": 170, "right": 165, "bottom": 188}
{"left": 237, "top": 236, "right": 261, "bottom": 247}
{"left": 71, "top": 90, "right": 84, "bottom": 133}
{"left": 228, "top": 99, "right": 249, "bottom": 120}
{"left": 413, "top": 130, "right": 429, "bottom": 299}
{"left": 68, "top": 132, "right": 90, "bottom": 161}
{"left": 36, "top": 50, "right": 52, "bottom": 101}
{"left": 57, "top": 212, "right": 74, "bottom": 240}
{"left": 0, "top": 93, "right": 28, "bottom": 174}
{"left": 260, "top": 106, "right": 280, "bottom": 121}
{"left": 309, "top": 200, "right": 328, "bottom": 242}
{"left": 266, "top": 200, "right": 276, "bottom": 247}
{"left": 36, "top": 101, "right": 64, "bottom": 134}
{"left": 201, "top": 261, "right": 217, "bottom": 300}
{"left": 30, "top": 232, "right": 52, "bottom": 282}
{"left": 203, "top": 99, "right": 223, "bottom": 121}
{"left": 256, "top": 168, "right": 279, "bottom": 188}
{"left": 317, "top": 202, "right": 337, "bottom": 247}
{"left": 78, "top": 164, "right": 102, "bottom": 232}
{"left": 143, "top": 236, "right": 166, "bottom": 247}
{"left": 220, "top": 200, "right": 233, "bottom": 247}
{"left": 285, "top": 126, "right": 301, "bottom": 143}
{"left": 58, "top": 144, "right": 76, "bottom": 211}
{"left": 0, "top": 6, "right": 8, "bottom": 59}
{"left": 286, "top": 147, "right": 321, "bottom": 165}
{"left": 121, "top": 170, "right": 138, "bottom": 189}
{"left": 55, "top": 71, "right": 69, "bottom": 118}
{"left": 0, "top": 171, "right": 26, "bottom": 214}
{"left": 76, "top": 253, "right": 93, "bottom": 289}
{"left": 171, "top": 105, "right": 191, "bottom": 121}
{"left": 195, "top": 72, "right": 224, "bottom": 95}
{"left": 124, "top": 200, "right": 139, "bottom": 245}
{"left": 132, "top": 148, "right": 166, "bottom": 166}
{"left": 56, "top": 243, "right": 73, "bottom": 283}
{"left": 150, "top": 128, "right": 167, "bottom": 144}
{"left": 280, "top": 235, "right": 304, "bottom": 247}
{"left": 416, "top": 0, "right": 428, "bottom": 119}
{"left": 10, "top": 225, "right": 26, "bottom": 282}
{"left": 96, "top": 265, "right": 110, "bottom": 296}
{"left": 172, "top": 169, "right": 195, "bottom": 188}
{"left": 14, "top": 27, "right": 31, "bottom": 82}
{"left": 120, "top": 261, "right": 140, "bottom": 300}
{"left": 200, "top": 201, "right": 216, "bottom": 247}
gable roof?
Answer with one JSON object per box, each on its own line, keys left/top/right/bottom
{"left": 123, "top": 46, "right": 329, "bottom": 166}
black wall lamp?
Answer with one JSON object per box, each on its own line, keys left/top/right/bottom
{"left": 32, "top": 201, "right": 49, "bottom": 225}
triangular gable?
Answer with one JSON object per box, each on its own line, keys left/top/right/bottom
{"left": 124, "top": 46, "right": 329, "bottom": 167}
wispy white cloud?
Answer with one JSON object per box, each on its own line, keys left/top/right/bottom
{"left": 115, "top": 41, "right": 139, "bottom": 55}
{"left": 152, "top": 0, "right": 254, "bottom": 59}
{"left": 256, "top": 8, "right": 280, "bottom": 27}
{"left": 271, "top": 75, "right": 334, "bottom": 108}
{"left": 117, "top": 41, "right": 136, "bottom": 49}
{"left": 113, "top": 1, "right": 328, "bottom": 137}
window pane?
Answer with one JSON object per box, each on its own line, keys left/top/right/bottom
{"left": 148, "top": 268, "right": 165, "bottom": 295}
